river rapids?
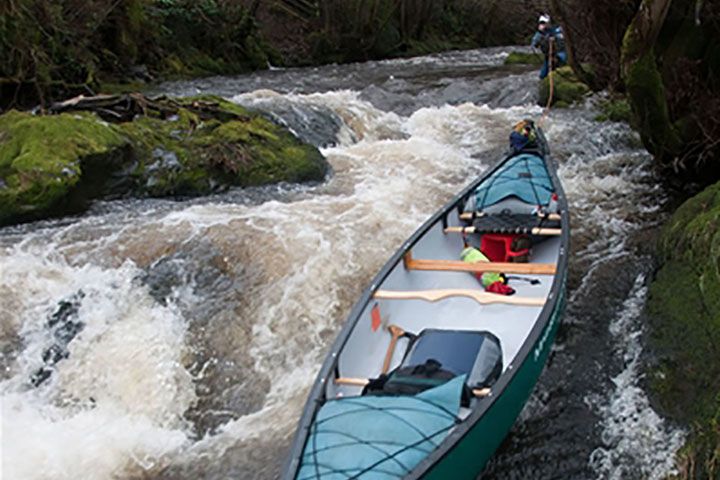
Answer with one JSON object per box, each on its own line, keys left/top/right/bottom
{"left": 1, "top": 47, "right": 685, "bottom": 479}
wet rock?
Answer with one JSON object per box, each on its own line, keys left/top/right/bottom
{"left": 0, "top": 96, "right": 329, "bottom": 226}
{"left": 0, "top": 110, "right": 130, "bottom": 226}
{"left": 30, "top": 291, "right": 86, "bottom": 387}
{"left": 646, "top": 180, "right": 720, "bottom": 477}
{"left": 504, "top": 52, "right": 544, "bottom": 66}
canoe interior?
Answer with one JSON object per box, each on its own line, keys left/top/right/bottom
{"left": 285, "top": 140, "right": 569, "bottom": 479}
{"left": 331, "top": 216, "right": 560, "bottom": 399}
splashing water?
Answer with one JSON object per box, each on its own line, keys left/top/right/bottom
{"left": 0, "top": 48, "right": 684, "bottom": 479}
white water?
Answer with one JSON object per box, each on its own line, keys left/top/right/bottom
{"left": 0, "top": 52, "right": 687, "bottom": 479}
{"left": 588, "top": 275, "right": 686, "bottom": 480}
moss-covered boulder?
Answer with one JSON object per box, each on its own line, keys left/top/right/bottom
{"left": 0, "top": 96, "right": 328, "bottom": 226}
{"left": 0, "top": 111, "right": 131, "bottom": 224}
{"left": 504, "top": 52, "right": 544, "bottom": 66}
{"left": 538, "top": 66, "right": 591, "bottom": 108}
{"left": 595, "top": 98, "right": 633, "bottom": 123}
{"left": 646, "top": 181, "right": 720, "bottom": 479}
{"left": 119, "top": 97, "right": 328, "bottom": 197}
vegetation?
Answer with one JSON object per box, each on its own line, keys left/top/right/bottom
{"left": 0, "top": 0, "right": 549, "bottom": 109}
{"left": 309, "top": 0, "right": 544, "bottom": 63}
{"left": 0, "top": 0, "right": 274, "bottom": 109}
{"left": 552, "top": 0, "right": 720, "bottom": 179}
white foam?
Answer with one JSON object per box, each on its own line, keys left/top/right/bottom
{"left": 588, "top": 275, "right": 686, "bottom": 480}
{"left": 0, "top": 252, "right": 195, "bottom": 480}
{"left": 0, "top": 85, "right": 685, "bottom": 478}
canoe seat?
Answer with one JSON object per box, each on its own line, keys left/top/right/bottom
{"left": 364, "top": 329, "right": 503, "bottom": 398}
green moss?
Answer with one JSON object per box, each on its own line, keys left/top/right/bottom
{"left": 647, "top": 181, "right": 720, "bottom": 479}
{"left": 538, "top": 66, "right": 591, "bottom": 107}
{"left": 504, "top": 52, "right": 544, "bottom": 66}
{"left": 622, "top": 48, "right": 683, "bottom": 158}
{"left": 0, "top": 95, "right": 328, "bottom": 225}
{"left": 0, "top": 110, "right": 129, "bottom": 225}
{"left": 120, "top": 96, "right": 327, "bottom": 195}
{"left": 595, "top": 98, "right": 633, "bottom": 123}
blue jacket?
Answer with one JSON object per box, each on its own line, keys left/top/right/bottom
{"left": 531, "top": 26, "right": 566, "bottom": 57}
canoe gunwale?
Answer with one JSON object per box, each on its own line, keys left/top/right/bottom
{"left": 282, "top": 132, "right": 570, "bottom": 480}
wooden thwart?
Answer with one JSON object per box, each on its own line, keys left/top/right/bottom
{"left": 445, "top": 226, "right": 562, "bottom": 236}
{"left": 459, "top": 212, "right": 561, "bottom": 222}
{"left": 374, "top": 289, "right": 546, "bottom": 306}
{"left": 403, "top": 252, "right": 556, "bottom": 275}
{"left": 334, "top": 377, "right": 491, "bottom": 398}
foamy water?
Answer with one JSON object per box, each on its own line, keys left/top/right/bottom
{"left": 588, "top": 275, "right": 686, "bottom": 479}
{"left": 1, "top": 49, "right": 685, "bottom": 479}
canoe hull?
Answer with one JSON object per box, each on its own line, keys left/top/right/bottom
{"left": 415, "top": 277, "right": 566, "bottom": 478}
{"left": 283, "top": 130, "right": 570, "bottom": 480}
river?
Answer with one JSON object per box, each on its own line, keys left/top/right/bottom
{"left": 0, "top": 47, "right": 685, "bottom": 479}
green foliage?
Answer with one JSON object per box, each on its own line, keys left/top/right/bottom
{"left": 647, "top": 180, "right": 720, "bottom": 479}
{"left": 0, "top": 1, "right": 273, "bottom": 108}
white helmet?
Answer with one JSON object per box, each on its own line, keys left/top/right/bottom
{"left": 538, "top": 14, "right": 551, "bottom": 24}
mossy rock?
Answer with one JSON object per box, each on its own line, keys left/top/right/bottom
{"left": 595, "top": 98, "right": 633, "bottom": 123}
{"left": 121, "top": 96, "right": 328, "bottom": 196}
{"left": 538, "top": 66, "right": 591, "bottom": 108}
{"left": 646, "top": 180, "right": 720, "bottom": 478}
{"left": 504, "top": 52, "right": 544, "bottom": 66}
{"left": 0, "top": 111, "right": 131, "bottom": 225}
{"left": 0, "top": 96, "right": 328, "bottom": 226}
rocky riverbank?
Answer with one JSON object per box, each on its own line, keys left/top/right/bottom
{"left": 0, "top": 96, "right": 328, "bottom": 226}
{"left": 646, "top": 181, "right": 720, "bottom": 479}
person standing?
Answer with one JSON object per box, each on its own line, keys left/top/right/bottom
{"left": 531, "top": 14, "right": 567, "bottom": 79}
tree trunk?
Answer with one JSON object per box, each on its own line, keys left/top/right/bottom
{"left": 621, "top": 0, "right": 683, "bottom": 160}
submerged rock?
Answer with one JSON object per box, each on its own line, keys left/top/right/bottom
{"left": 0, "top": 96, "right": 329, "bottom": 226}
{"left": 646, "top": 180, "right": 720, "bottom": 478}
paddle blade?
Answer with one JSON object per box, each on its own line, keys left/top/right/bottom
{"left": 371, "top": 303, "right": 381, "bottom": 332}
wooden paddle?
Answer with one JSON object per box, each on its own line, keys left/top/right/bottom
{"left": 382, "top": 324, "right": 405, "bottom": 374}
{"left": 374, "top": 289, "right": 546, "bottom": 306}
{"left": 334, "top": 377, "right": 491, "bottom": 398}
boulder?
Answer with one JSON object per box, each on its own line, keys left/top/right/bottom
{"left": 0, "top": 96, "right": 329, "bottom": 226}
